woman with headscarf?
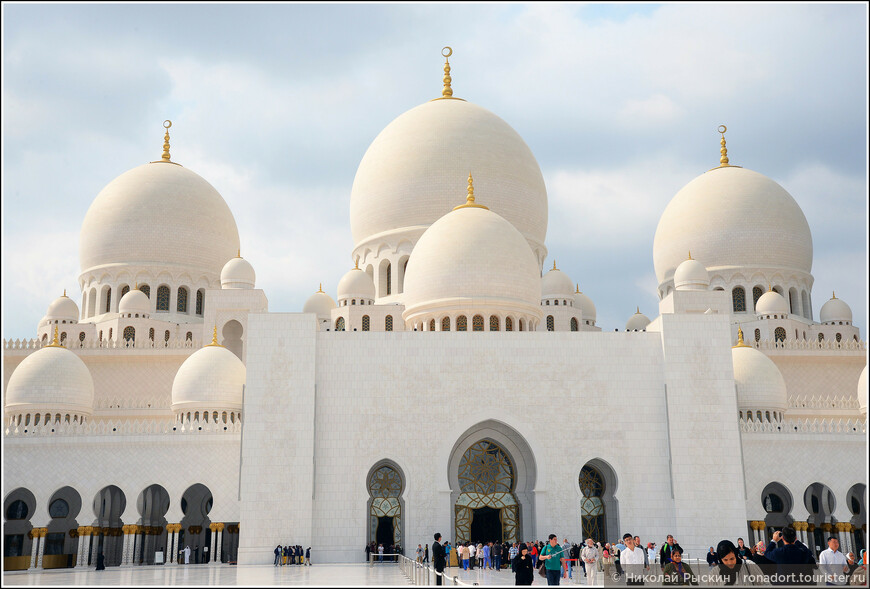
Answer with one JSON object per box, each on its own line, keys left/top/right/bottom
{"left": 512, "top": 543, "right": 535, "bottom": 585}
{"left": 709, "top": 540, "right": 764, "bottom": 586}
{"left": 662, "top": 547, "right": 698, "bottom": 585}
{"left": 849, "top": 550, "right": 866, "bottom": 586}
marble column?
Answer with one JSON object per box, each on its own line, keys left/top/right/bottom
{"left": 35, "top": 528, "right": 48, "bottom": 569}
{"left": 27, "top": 528, "right": 42, "bottom": 570}
{"left": 166, "top": 524, "right": 178, "bottom": 563}
{"left": 89, "top": 528, "right": 101, "bottom": 567}
{"left": 215, "top": 524, "right": 224, "bottom": 564}
{"left": 121, "top": 525, "right": 133, "bottom": 566}
{"left": 77, "top": 527, "right": 91, "bottom": 567}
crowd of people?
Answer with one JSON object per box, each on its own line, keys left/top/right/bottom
{"left": 272, "top": 544, "right": 310, "bottom": 566}
{"left": 422, "top": 528, "right": 867, "bottom": 586}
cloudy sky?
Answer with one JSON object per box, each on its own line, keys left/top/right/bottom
{"left": 2, "top": 3, "right": 867, "bottom": 338}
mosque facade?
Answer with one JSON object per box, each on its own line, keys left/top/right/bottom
{"left": 2, "top": 51, "right": 867, "bottom": 570}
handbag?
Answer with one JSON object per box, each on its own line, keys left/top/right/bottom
{"left": 538, "top": 561, "right": 547, "bottom": 577}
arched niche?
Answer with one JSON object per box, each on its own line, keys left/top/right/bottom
{"left": 3, "top": 488, "right": 36, "bottom": 566}
{"left": 222, "top": 320, "right": 244, "bottom": 361}
{"left": 180, "top": 483, "right": 213, "bottom": 564}
{"left": 447, "top": 420, "right": 537, "bottom": 544}
{"left": 91, "top": 485, "right": 126, "bottom": 566}
{"left": 578, "top": 458, "right": 620, "bottom": 543}
{"left": 761, "top": 482, "right": 794, "bottom": 537}
{"left": 46, "top": 486, "right": 82, "bottom": 562}
{"left": 365, "top": 460, "right": 406, "bottom": 553}
{"left": 135, "top": 484, "right": 170, "bottom": 564}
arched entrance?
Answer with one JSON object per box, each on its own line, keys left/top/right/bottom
{"left": 45, "top": 486, "right": 82, "bottom": 568}
{"left": 136, "top": 484, "right": 170, "bottom": 564}
{"left": 847, "top": 484, "right": 866, "bottom": 553}
{"left": 366, "top": 461, "right": 405, "bottom": 554}
{"left": 3, "top": 488, "right": 36, "bottom": 570}
{"left": 804, "top": 482, "right": 836, "bottom": 557}
{"left": 92, "top": 485, "right": 126, "bottom": 566}
{"left": 579, "top": 460, "right": 619, "bottom": 543}
{"left": 448, "top": 422, "right": 536, "bottom": 545}
{"left": 221, "top": 320, "right": 244, "bottom": 360}
{"left": 761, "top": 482, "right": 793, "bottom": 541}
{"left": 180, "top": 484, "right": 213, "bottom": 564}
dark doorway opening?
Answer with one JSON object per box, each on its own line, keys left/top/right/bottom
{"left": 471, "top": 507, "right": 502, "bottom": 543}
{"left": 376, "top": 516, "right": 394, "bottom": 549}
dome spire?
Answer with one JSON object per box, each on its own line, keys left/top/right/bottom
{"left": 734, "top": 326, "right": 751, "bottom": 348}
{"left": 688, "top": 250, "right": 692, "bottom": 260}
{"left": 453, "top": 173, "right": 489, "bottom": 210}
{"left": 636, "top": 306, "right": 641, "bottom": 314}
{"left": 552, "top": 260, "right": 558, "bottom": 271}
{"left": 63, "top": 289, "right": 67, "bottom": 297}
{"left": 576, "top": 283, "right": 580, "bottom": 294}
{"left": 317, "top": 283, "right": 324, "bottom": 293}
{"left": 47, "top": 326, "right": 61, "bottom": 348}
{"left": 161, "top": 120, "right": 172, "bottom": 162}
{"left": 237, "top": 248, "right": 242, "bottom": 258}
{"left": 832, "top": 291, "right": 836, "bottom": 299}
{"left": 431, "top": 47, "right": 466, "bottom": 102}
{"left": 717, "top": 125, "right": 730, "bottom": 167}
{"left": 354, "top": 258, "right": 359, "bottom": 270}
{"left": 205, "top": 325, "right": 221, "bottom": 347}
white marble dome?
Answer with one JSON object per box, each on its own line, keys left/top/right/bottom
{"left": 350, "top": 99, "right": 548, "bottom": 257}
{"left": 732, "top": 341, "right": 788, "bottom": 412}
{"left": 171, "top": 342, "right": 246, "bottom": 414}
{"left": 858, "top": 366, "right": 867, "bottom": 416}
{"left": 5, "top": 343, "right": 94, "bottom": 419}
{"left": 402, "top": 201, "right": 542, "bottom": 324}
{"left": 79, "top": 162, "right": 240, "bottom": 277}
{"left": 541, "top": 266, "right": 575, "bottom": 300}
{"left": 755, "top": 289, "right": 789, "bottom": 316}
{"left": 819, "top": 294, "right": 852, "bottom": 324}
{"left": 303, "top": 288, "right": 337, "bottom": 318}
{"left": 673, "top": 256, "right": 710, "bottom": 291}
{"left": 221, "top": 255, "right": 256, "bottom": 289}
{"left": 626, "top": 309, "right": 651, "bottom": 331}
{"left": 653, "top": 166, "right": 813, "bottom": 288}
{"left": 118, "top": 288, "right": 150, "bottom": 316}
{"left": 45, "top": 294, "right": 79, "bottom": 323}
{"left": 574, "top": 289, "right": 597, "bottom": 323}
{"left": 338, "top": 267, "right": 376, "bottom": 303}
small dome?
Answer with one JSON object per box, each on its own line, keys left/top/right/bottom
{"left": 118, "top": 288, "right": 150, "bottom": 316}
{"left": 673, "top": 256, "right": 710, "bottom": 291}
{"left": 303, "top": 288, "right": 337, "bottom": 318}
{"left": 755, "top": 289, "right": 789, "bottom": 316}
{"left": 858, "top": 366, "right": 867, "bottom": 415}
{"left": 171, "top": 342, "right": 246, "bottom": 413}
{"left": 5, "top": 343, "right": 94, "bottom": 418}
{"left": 625, "top": 309, "right": 651, "bottom": 331}
{"left": 541, "top": 265, "right": 574, "bottom": 299}
{"left": 819, "top": 293, "right": 852, "bottom": 324}
{"left": 402, "top": 194, "right": 542, "bottom": 325}
{"left": 337, "top": 267, "right": 376, "bottom": 302}
{"left": 574, "top": 289, "right": 596, "bottom": 323}
{"left": 732, "top": 343, "right": 788, "bottom": 411}
{"left": 45, "top": 293, "right": 79, "bottom": 322}
{"left": 221, "top": 255, "right": 256, "bottom": 289}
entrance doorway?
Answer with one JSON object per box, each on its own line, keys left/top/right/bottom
{"left": 471, "top": 507, "right": 502, "bottom": 543}
{"left": 376, "top": 516, "right": 394, "bottom": 548}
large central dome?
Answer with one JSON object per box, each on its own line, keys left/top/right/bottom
{"left": 350, "top": 99, "right": 548, "bottom": 257}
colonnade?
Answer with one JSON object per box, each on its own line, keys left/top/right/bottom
{"left": 748, "top": 519, "right": 866, "bottom": 557}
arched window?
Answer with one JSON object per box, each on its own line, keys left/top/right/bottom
{"left": 429, "top": 319, "right": 436, "bottom": 332}
{"left": 755, "top": 329, "right": 761, "bottom": 342}
{"left": 108, "top": 328, "right": 113, "bottom": 340}
{"left": 579, "top": 465, "right": 606, "bottom": 542}
{"left": 177, "top": 287, "right": 188, "bottom": 313}
{"left": 489, "top": 315, "right": 499, "bottom": 331}
{"left": 818, "top": 333, "right": 824, "bottom": 342}
{"left": 756, "top": 410, "right": 762, "bottom": 421}
{"left": 457, "top": 316, "right": 467, "bottom": 331}
{"left": 104, "top": 288, "right": 112, "bottom": 313}
{"left": 752, "top": 286, "right": 764, "bottom": 309}
{"left": 196, "top": 290, "right": 204, "bottom": 315}
{"left": 386, "top": 264, "right": 392, "bottom": 296}
{"left": 139, "top": 284, "right": 150, "bottom": 298}
{"left": 49, "top": 499, "right": 70, "bottom": 519}
{"left": 765, "top": 411, "right": 771, "bottom": 422}
{"left": 156, "top": 285, "right": 170, "bottom": 311}
{"left": 165, "top": 330, "right": 170, "bottom": 342}
{"left": 336, "top": 317, "right": 346, "bottom": 331}
{"left": 441, "top": 317, "right": 450, "bottom": 332}
{"left": 732, "top": 287, "right": 746, "bottom": 313}
{"left": 185, "top": 331, "right": 192, "bottom": 341}
{"left": 123, "top": 326, "right": 135, "bottom": 342}
{"left": 149, "top": 328, "right": 155, "bottom": 341}
{"left": 352, "top": 299, "right": 356, "bottom": 306}
{"left": 836, "top": 333, "right": 842, "bottom": 342}
{"left": 555, "top": 300, "right": 559, "bottom": 306}
{"left": 362, "top": 315, "right": 370, "bottom": 331}
{"left": 42, "top": 333, "right": 48, "bottom": 343}
{"left": 505, "top": 317, "right": 513, "bottom": 332}
{"left": 6, "top": 500, "right": 28, "bottom": 520}
{"left": 79, "top": 332, "right": 85, "bottom": 342}
{"left": 774, "top": 327, "right": 786, "bottom": 342}
{"left": 99, "top": 330, "right": 103, "bottom": 341}
{"left": 472, "top": 315, "right": 484, "bottom": 331}
{"left": 519, "top": 319, "right": 524, "bottom": 332}
{"left": 60, "top": 332, "right": 67, "bottom": 343}
{"left": 385, "top": 315, "right": 393, "bottom": 331}
{"left": 570, "top": 317, "right": 579, "bottom": 332}
{"left": 120, "top": 285, "right": 130, "bottom": 299}
{"left": 547, "top": 315, "right": 555, "bottom": 331}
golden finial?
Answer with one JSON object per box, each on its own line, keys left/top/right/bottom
{"left": 317, "top": 283, "right": 324, "bottom": 293}
{"left": 768, "top": 283, "right": 772, "bottom": 292}
{"left": 237, "top": 249, "right": 241, "bottom": 258}
{"left": 453, "top": 173, "right": 489, "bottom": 210}
{"left": 161, "top": 120, "right": 172, "bottom": 162}
{"left": 47, "top": 326, "right": 61, "bottom": 347}
{"left": 718, "top": 125, "right": 729, "bottom": 167}
{"left": 205, "top": 325, "right": 221, "bottom": 347}
{"left": 134, "top": 282, "right": 138, "bottom": 290}
{"left": 552, "top": 260, "right": 558, "bottom": 271}
{"left": 441, "top": 47, "right": 453, "bottom": 98}
{"left": 354, "top": 259, "right": 359, "bottom": 270}
{"left": 832, "top": 291, "right": 836, "bottom": 299}
{"left": 688, "top": 251, "right": 693, "bottom": 260}
{"left": 576, "top": 283, "right": 580, "bottom": 294}
{"left": 63, "top": 289, "right": 67, "bottom": 297}
{"left": 636, "top": 306, "right": 641, "bottom": 314}
{"left": 734, "top": 326, "right": 751, "bottom": 348}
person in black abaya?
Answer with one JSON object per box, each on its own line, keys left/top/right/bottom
{"left": 513, "top": 543, "right": 535, "bottom": 585}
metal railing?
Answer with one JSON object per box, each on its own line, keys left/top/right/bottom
{"left": 392, "top": 554, "right": 476, "bottom": 585}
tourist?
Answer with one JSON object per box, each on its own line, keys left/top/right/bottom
{"left": 737, "top": 538, "right": 750, "bottom": 561}
{"left": 849, "top": 550, "right": 866, "bottom": 586}
{"left": 513, "top": 543, "right": 535, "bottom": 585}
{"left": 492, "top": 541, "right": 501, "bottom": 570}
{"left": 763, "top": 528, "right": 815, "bottom": 585}
{"left": 662, "top": 547, "right": 697, "bottom": 585}
{"left": 305, "top": 547, "right": 311, "bottom": 565}
{"left": 615, "top": 537, "right": 626, "bottom": 577}
{"left": 621, "top": 534, "right": 647, "bottom": 585}
{"left": 581, "top": 538, "right": 600, "bottom": 586}
{"left": 509, "top": 542, "right": 519, "bottom": 564}
{"left": 712, "top": 540, "right": 764, "bottom": 586}
{"left": 433, "top": 533, "right": 447, "bottom": 586}
{"left": 424, "top": 543, "right": 429, "bottom": 563}
{"left": 634, "top": 536, "right": 649, "bottom": 571}
{"left": 274, "top": 544, "right": 282, "bottom": 566}
{"left": 444, "top": 540, "right": 452, "bottom": 567}
{"left": 602, "top": 543, "right": 615, "bottom": 579}
{"left": 417, "top": 544, "right": 424, "bottom": 563}
{"left": 660, "top": 535, "right": 682, "bottom": 569}
{"left": 539, "top": 534, "right": 567, "bottom": 585}
{"left": 95, "top": 551, "right": 105, "bottom": 571}
{"left": 183, "top": 544, "right": 191, "bottom": 565}
{"left": 706, "top": 546, "right": 719, "bottom": 567}
{"left": 378, "top": 543, "right": 384, "bottom": 562}
{"left": 460, "top": 542, "right": 470, "bottom": 570}
{"left": 530, "top": 541, "right": 539, "bottom": 567}
{"left": 194, "top": 544, "right": 200, "bottom": 564}
{"left": 748, "top": 540, "right": 775, "bottom": 580}
{"left": 562, "top": 538, "right": 573, "bottom": 579}
{"left": 819, "top": 536, "right": 849, "bottom": 585}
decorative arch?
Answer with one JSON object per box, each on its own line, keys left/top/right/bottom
{"left": 135, "top": 484, "right": 170, "bottom": 565}
{"left": 804, "top": 482, "right": 836, "bottom": 556}
{"left": 570, "top": 317, "right": 579, "bottom": 332}
{"left": 181, "top": 484, "right": 213, "bottom": 565}
{"left": 546, "top": 315, "right": 555, "bottom": 331}
{"left": 92, "top": 485, "right": 127, "bottom": 566}
{"left": 222, "top": 320, "right": 244, "bottom": 360}
{"left": 177, "top": 286, "right": 189, "bottom": 313}
{"left": 761, "top": 482, "right": 794, "bottom": 538}
{"left": 472, "top": 315, "right": 484, "bottom": 332}
{"left": 362, "top": 315, "right": 371, "bottom": 332}
{"left": 448, "top": 420, "right": 537, "bottom": 544}
{"left": 46, "top": 486, "right": 82, "bottom": 561}
{"left": 366, "top": 460, "right": 406, "bottom": 551}
{"left": 335, "top": 317, "right": 346, "bottom": 331}
{"left": 195, "top": 289, "right": 204, "bottom": 316}
{"left": 3, "top": 487, "right": 36, "bottom": 566}
{"left": 489, "top": 315, "right": 500, "bottom": 332}
{"left": 847, "top": 483, "right": 866, "bottom": 552}
{"left": 156, "top": 285, "right": 171, "bottom": 312}
{"left": 578, "top": 459, "right": 620, "bottom": 543}
{"left": 732, "top": 286, "right": 746, "bottom": 313}
{"left": 379, "top": 259, "right": 391, "bottom": 297}
{"left": 457, "top": 316, "right": 467, "bottom": 331}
